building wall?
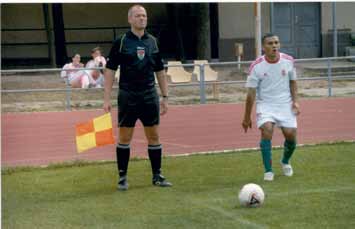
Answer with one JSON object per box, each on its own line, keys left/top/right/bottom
{"left": 63, "top": 3, "right": 129, "bottom": 58}
{"left": 62, "top": 3, "right": 168, "bottom": 58}
{"left": 321, "top": 2, "right": 355, "bottom": 32}
{"left": 321, "top": 2, "right": 355, "bottom": 56}
{"left": 1, "top": 3, "right": 168, "bottom": 61}
{"left": 3, "top": 3, "right": 355, "bottom": 65}
{"left": 217, "top": 2, "right": 355, "bottom": 60}
{"left": 1, "top": 4, "right": 48, "bottom": 58}
{"left": 218, "top": 3, "right": 270, "bottom": 61}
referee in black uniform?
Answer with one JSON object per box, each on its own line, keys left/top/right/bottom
{"left": 103, "top": 5, "right": 172, "bottom": 191}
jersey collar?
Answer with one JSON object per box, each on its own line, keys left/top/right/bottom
{"left": 127, "top": 30, "right": 149, "bottom": 40}
{"left": 264, "top": 52, "right": 280, "bottom": 64}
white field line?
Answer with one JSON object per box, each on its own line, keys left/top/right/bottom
{"left": 269, "top": 185, "right": 355, "bottom": 197}
{"left": 167, "top": 140, "right": 355, "bottom": 158}
{"left": 194, "top": 202, "right": 268, "bottom": 229}
{"left": 4, "top": 140, "right": 354, "bottom": 168}
{"left": 188, "top": 185, "right": 355, "bottom": 229}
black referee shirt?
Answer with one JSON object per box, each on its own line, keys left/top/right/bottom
{"left": 106, "top": 30, "right": 164, "bottom": 91}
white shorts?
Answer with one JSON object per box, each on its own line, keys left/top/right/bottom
{"left": 256, "top": 103, "right": 297, "bottom": 129}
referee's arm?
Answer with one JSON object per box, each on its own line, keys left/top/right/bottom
{"left": 103, "top": 68, "right": 115, "bottom": 112}
{"left": 156, "top": 70, "right": 168, "bottom": 98}
{"left": 156, "top": 70, "right": 169, "bottom": 115}
{"left": 103, "top": 38, "right": 121, "bottom": 113}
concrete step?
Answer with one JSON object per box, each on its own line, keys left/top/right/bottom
{"left": 302, "top": 61, "right": 355, "bottom": 74}
{"left": 318, "top": 71, "right": 355, "bottom": 77}
{"left": 302, "top": 64, "right": 355, "bottom": 74}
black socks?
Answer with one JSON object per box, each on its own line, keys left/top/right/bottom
{"left": 148, "top": 144, "right": 162, "bottom": 175}
{"left": 116, "top": 144, "right": 130, "bottom": 177}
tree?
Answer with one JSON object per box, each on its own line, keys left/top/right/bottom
{"left": 195, "top": 3, "right": 211, "bottom": 60}
{"left": 165, "top": 3, "right": 211, "bottom": 61}
{"left": 52, "top": 3, "right": 67, "bottom": 67}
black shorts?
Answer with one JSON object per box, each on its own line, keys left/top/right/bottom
{"left": 118, "top": 87, "right": 160, "bottom": 127}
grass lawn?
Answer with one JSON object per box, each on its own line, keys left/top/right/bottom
{"left": 2, "top": 142, "right": 355, "bottom": 229}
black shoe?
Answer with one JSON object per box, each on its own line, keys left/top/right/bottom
{"left": 152, "top": 174, "right": 172, "bottom": 187}
{"left": 117, "top": 176, "right": 128, "bottom": 191}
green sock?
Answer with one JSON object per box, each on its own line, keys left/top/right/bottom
{"left": 282, "top": 140, "right": 296, "bottom": 164}
{"left": 260, "top": 139, "right": 272, "bottom": 173}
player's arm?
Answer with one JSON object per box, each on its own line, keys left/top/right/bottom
{"left": 289, "top": 64, "right": 300, "bottom": 115}
{"left": 290, "top": 80, "right": 300, "bottom": 115}
{"left": 156, "top": 70, "right": 169, "bottom": 115}
{"left": 243, "top": 64, "right": 258, "bottom": 133}
{"left": 242, "top": 88, "right": 256, "bottom": 133}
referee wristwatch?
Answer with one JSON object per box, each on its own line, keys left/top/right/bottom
{"left": 162, "top": 95, "right": 169, "bottom": 100}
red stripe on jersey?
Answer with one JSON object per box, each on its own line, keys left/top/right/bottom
{"left": 248, "top": 57, "right": 264, "bottom": 74}
{"left": 281, "top": 53, "right": 294, "bottom": 62}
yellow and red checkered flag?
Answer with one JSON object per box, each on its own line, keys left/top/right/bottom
{"left": 75, "top": 113, "right": 115, "bottom": 153}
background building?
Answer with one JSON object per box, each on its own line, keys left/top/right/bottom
{"left": 219, "top": 2, "right": 355, "bottom": 60}
{"left": 2, "top": 2, "right": 355, "bottom": 68}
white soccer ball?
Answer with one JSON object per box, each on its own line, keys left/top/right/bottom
{"left": 238, "top": 183, "right": 265, "bottom": 207}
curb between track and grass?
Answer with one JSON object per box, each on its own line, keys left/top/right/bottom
{"left": 2, "top": 140, "right": 354, "bottom": 174}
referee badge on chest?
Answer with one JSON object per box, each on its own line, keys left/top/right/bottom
{"left": 137, "top": 47, "right": 145, "bottom": 60}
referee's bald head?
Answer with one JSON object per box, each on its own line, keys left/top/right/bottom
{"left": 128, "top": 4, "right": 146, "bottom": 17}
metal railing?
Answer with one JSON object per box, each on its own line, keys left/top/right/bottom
{"left": 1, "top": 56, "right": 355, "bottom": 110}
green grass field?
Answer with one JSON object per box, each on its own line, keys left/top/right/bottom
{"left": 2, "top": 142, "right": 355, "bottom": 229}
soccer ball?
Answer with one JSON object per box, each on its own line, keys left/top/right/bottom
{"left": 238, "top": 183, "right": 265, "bottom": 207}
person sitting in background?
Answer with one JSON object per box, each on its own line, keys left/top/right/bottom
{"left": 61, "top": 54, "right": 90, "bottom": 88}
{"left": 86, "top": 47, "right": 106, "bottom": 88}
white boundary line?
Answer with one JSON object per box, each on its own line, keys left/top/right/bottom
{"left": 188, "top": 185, "right": 355, "bottom": 229}
{"left": 269, "top": 186, "right": 355, "bottom": 197}
{"left": 189, "top": 197, "right": 267, "bottom": 229}
{"left": 3, "top": 140, "right": 354, "bottom": 169}
{"left": 166, "top": 140, "right": 355, "bottom": 158}
{"left": 204, "top": 205, "right": 267, "bottom": 229}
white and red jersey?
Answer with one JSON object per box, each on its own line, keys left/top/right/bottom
{"left": 246, "top": 52, "right": 297, "bottom": 105}
{"left": 86, "top": 56, "right": 107, "bottom": 69}
{"left": 61, "top": 63, "right": 84, "bottom": 80}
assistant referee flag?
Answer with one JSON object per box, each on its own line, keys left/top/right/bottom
{"left": 75, "top": 113, "right": 115, "bottom": 153}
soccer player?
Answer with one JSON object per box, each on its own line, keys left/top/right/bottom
{"left": 103, "top": 5, "right": 172, "bottom": 190}
{"left": 242, "top": 33, "right": 300, "bottom": 181}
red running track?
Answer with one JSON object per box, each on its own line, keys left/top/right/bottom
{"left": 2, "top": 97, "right": 355, "bottom": 167}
